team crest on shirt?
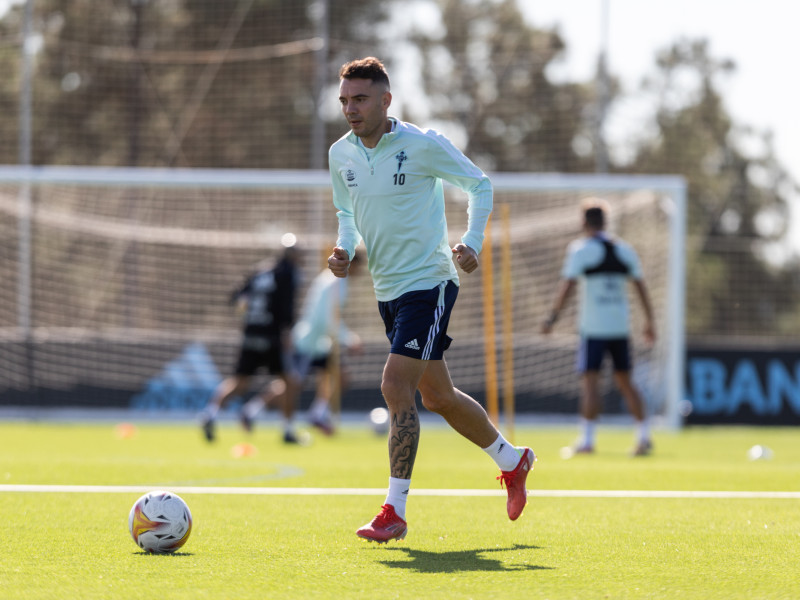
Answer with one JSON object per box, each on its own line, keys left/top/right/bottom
{"left": 345, "top": 169, "right": 357, "bottom": 187}
{"left": 395, "top": 151, "right": 408, "bottom": 173}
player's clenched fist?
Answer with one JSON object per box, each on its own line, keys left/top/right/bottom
{"left": 452, "top": 243, "right": 479, "bottom": 273}
{"left": 328, "top": 247, "right": 352, "bottom": 278}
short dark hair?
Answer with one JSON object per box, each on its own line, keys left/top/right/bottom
{"left": 585, "top": 207, "right": 605, "bottom": 228}
{"left": 580, "top": 197, "right": 609, "bottom": 229}
{"left": 339, "top": 57, "right": 390, "bottom": 89}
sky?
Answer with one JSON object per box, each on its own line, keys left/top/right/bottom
{"left": 2, "top": 0, "right": 797, "bottom": 246}
{"left": 518, "top": 0, "right": 800, "bottom": 250}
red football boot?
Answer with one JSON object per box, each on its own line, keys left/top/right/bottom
{"left": 356, "top": 504, "right": 408, "bottom": 543}
{"left": 497, "top": 447, "right": 535, "bottom": 521}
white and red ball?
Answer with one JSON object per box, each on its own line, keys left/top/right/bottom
{"left": 129, "top": 491, "right": 192, "bottom": 554}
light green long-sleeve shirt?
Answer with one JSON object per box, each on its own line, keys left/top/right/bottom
{"left": 329, "top": 118, "right": 493, "bottom": 302}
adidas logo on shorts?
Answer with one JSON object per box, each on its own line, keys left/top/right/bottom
{"left": 404, "top": 339, "right": 420, "bottom": 350}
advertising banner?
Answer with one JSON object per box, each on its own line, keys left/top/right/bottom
{"left": 686, "top": 348, "right": 800, "bottom": 424}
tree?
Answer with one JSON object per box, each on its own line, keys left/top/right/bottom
{"left": 0, "top": 4, "right": 25, "bottom": 164}
{"left": 0, "top": 0, "right": 389, "bottom": 168}
{"left": 626, "top": 39, "right": 800, "bottom": 338}
{"left": 400, "top": 0, "right": 599, "bottom": 172}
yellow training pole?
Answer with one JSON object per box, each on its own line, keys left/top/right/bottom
{"left": 500, "top": 204, "right": 515, "bottom": 441}
{"left": 481, "top": 214, "right": 499, "bottom": 426}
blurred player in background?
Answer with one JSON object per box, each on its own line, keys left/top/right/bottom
{"left": 240, "top": 251, "right": 364, "bottom": 436}
{"left": 198, "top": 233, "right": 303, "bottom": 444}
{"left": 328, "top": 56, "right": 535, "bottom": 543}
{"left": 541, "top": 198, "right": 656, "bottom": 457}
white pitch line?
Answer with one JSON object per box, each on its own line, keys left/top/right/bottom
{"left": 0, "top": 485, "right": 799, "bottom": 499}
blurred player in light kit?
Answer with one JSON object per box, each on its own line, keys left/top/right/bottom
{"left": 541, "top": 198, "right": 656, "bottom": 457}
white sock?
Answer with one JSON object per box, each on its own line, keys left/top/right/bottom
{"left": 580, "top": 418, "right": 596, "bottom": 447}
{"left": 385, "top": 477, "right": 410, "bottom": 520}
{"left": 242, "top": 398, "right": 264, "bottom": 419}
{"left": 309, "top": 398, "right": 329, "bottom": 419}
{"left": 482, "top": 434, "right": 522, "bottom": 472}
{"left": 203, "top": 405, "right": 219, "bottom": 420}
{"left": 636, "top": 419, "right": 650, "bottom": 443}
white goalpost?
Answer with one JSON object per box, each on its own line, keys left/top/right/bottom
{"left": 0, "top": 166, "right": 686, "bottom": 428}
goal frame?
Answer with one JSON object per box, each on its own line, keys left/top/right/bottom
{"left": 0, "top": 166, "right": 686, "bottom": 429}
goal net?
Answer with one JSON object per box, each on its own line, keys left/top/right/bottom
{"left": 0, "top": 167, "right": 685, "bottom": 427}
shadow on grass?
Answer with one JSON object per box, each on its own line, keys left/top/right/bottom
{"left": 375, "top": 543, "right": 551, "bottom": 573}
{"left": 133, "top": 551, "right": 194, "bottom": 557}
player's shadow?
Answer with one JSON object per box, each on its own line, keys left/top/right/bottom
{"left": 133, "top": 551, "right": 194, "bottom": 557}
{"left": 376, "top": 543, "right": 551, "bottom": 573}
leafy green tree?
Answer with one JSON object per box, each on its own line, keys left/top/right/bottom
{"left": 0, "top": 0, "right": 389, "bottom": 168}
{"left": 0, "top": 5, "right": 25, "bottom": 164}
{"left": 402, "top": 0, "right": 599, "bottom": 172}
{"left": 626, "top": 39, "right": 799, "bottom": 337}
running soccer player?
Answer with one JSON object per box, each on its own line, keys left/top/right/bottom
{"left": 327, "top": 57, "right": 535, "bottom": 543}
{"left": 199, "top": 236, "right": 303, "bottom": 444}
{"left": 240, "top": 252, "right": 364, "bottom": 436}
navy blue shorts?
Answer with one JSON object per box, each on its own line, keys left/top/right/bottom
{"left": 291, "top": 351, "right": 329, "bottom": 379}
{"left": 234, "top": 335, "right": 287, "bottom": 376}
{"left": 576, "top": 337, "right": 631, "bottom": 372}
{"left": 378, "top": 281, "right": 457, "bottom": 360}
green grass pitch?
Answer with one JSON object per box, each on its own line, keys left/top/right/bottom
{"left": 1, "top": 420, "right": 798, "bottom": 599}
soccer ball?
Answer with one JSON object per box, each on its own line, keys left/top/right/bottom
{"left": 369, "top": 407, "right": 390, "bottom": 435}
{"left": 129, "top": 490, "right": 193, "bottom": 554}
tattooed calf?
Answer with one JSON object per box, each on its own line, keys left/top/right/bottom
{"left": 389, "top": 407, "right": 420, "bottom": 479}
